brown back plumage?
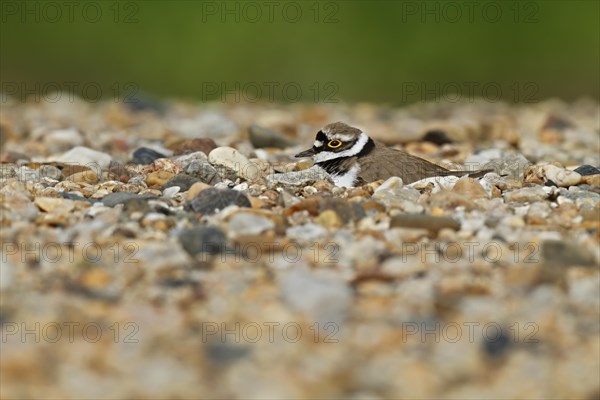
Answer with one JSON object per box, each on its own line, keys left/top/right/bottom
{"left": 357, "top": 140, "right": 486, "bottom": 184}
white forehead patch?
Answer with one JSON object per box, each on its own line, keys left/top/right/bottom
{"left": 314, "top": 140, "right": 323, "bottom": 147}
{"left": 330, "top": 133, "right": 355, "bottom": 142}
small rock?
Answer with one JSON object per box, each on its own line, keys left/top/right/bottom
{"left": 482, "top": 153, "right": 532, "bottom": 181}
{"left": 286, "top": 223, "right": 328, "bottom": 244}
{"left": 280, "top": 269, "right": 352, "bottom": 325}
{"left": 147, "top": 171, "right": 175, "bottom": 187}
{"left": 172, "top": 138, "right": 217, "bottom": 156}
{"left": 34, "top": 197, "right": 75, "bottom": 213}
{"left": 100, "top": 192, "right": 154, "bottom": 207}
{"left": 540, "top": 240, "right": 598, "bottom": 283}
{"left": 162, "top": 174, "right": 200, "bottom": 192}
{"left": 184, "top": 161, "right": 221, "bottom": 184}
{"left": 131, "top": 147, "right": 167, "bottom": 164}
{"left": 227, "top": 212, "right": 275, "bottom": 237}
{"left": 185, "top": 182, "right": 211, "bottom": 200}
{"left": 186, "top": 188, "right": 251, "bottom": 214}
{"left": 526, "top": 202, "right": 552, "bottom": 224}
{"left": 374, "top": 176, "right": 404, "bottom": 193}
{"left": 66, "top": 170, "right": 100, "bottom": 184}
{"left": 409, "top": 175, "right": 460, "bottom": 193}
{"left": 173, "top": 151, "right": 209, "bottom": 169}
{"left": 266, "top": 165, "right": 332, "bottom": 189}
{"left": 178, "top": 226, "right": 227, "bottom": 256}
{"left": 52, "top": 146, "right": 112, "bottom": 169}
{"left": 428, "top": 191, "right": 474, "bottom": 211}
{"left": 209, "top": 146, "right": 262, "bottom": 182}
{"left": 582, "top": 174, "right": 600, "bottom": 186}
{"left": 542, "top": 165, "right": 582, "bottom": 187}
{"left": 390, "top": 214, "right": 460, "bottom": 232}
{"left": 421, "top": 129, "right": 453, "bottom": 146}
{"left": 43, "top": 128, "right": 84, "bottom": 152}
{"left": 452, "top": 176, "right": 489, "bottom": 199}
{"left": 248, "top": 124, "right": 297, "bottom": 149}
{"left": 504, "top": 187, "right": 547, "bottom": 203}
{"left": 574, "top": 165, "right": 600, "bottom": 176}
{"left": 315, "top": 209, "right": 344, "bottom": 228}
{"left": 108, "top": 160, "right": 131, "bottom": 183}
{"left": 0, "top": 151, "right": 29, "bottom": 163}
{"left": 373, "top": 186, "right": 421, "bottom": 211}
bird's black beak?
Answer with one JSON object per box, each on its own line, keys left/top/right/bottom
{"left": 295, "top": 148, "right": 317, "bottom": 158}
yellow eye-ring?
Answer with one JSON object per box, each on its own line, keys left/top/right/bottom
{"left": 328, "top": 139, "right": 342, "bottom": 148}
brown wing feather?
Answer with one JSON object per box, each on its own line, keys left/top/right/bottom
{"left": 358, "top": 142, "right": 484, "bottom": 184}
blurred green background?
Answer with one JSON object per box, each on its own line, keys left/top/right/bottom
{"left": 1, "top": 0, "right": 598, "bottom": 105}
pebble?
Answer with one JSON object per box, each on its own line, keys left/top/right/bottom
{"left": 279, "top": 269, "right": 353, "bottom": 325}
{"left": 43, "top": 128, "right": 84, "bottom": 151}
{"left": 183, "top": 161, "right": 221, "bottom": 184}
{"left": 581, "top": 174, "right": 600, "bottom": 186}
{"left": 162, "top": 174, "right": 200, "bottom": 192}
{"left": 108, "top": 160, "right": 131, "bottom": 183}
{"left": 540, "top": 240, "right": 598, "bottom": 283}
{"left": 173, "top": 151, "right": 209, "bottom": 168}
{"left": 266, "top": 165, "right": 332, "bottom": 189}
{"left": 4, "top": 97, "right": 600, "bottom": 400}
{"left": 185, "top": 182, "right": 211, "bottom": 200}
{"left": 208, "top": 146, "right": 263, "bottom": 182}
{"left": 52, "top": 146, "right": 112, "bottom": 169}
{"left": 390, "top": 214, "right": 461, "bottom": 232}
{"left": 178, "top": 226, "right": 227, "bottom": 256}
{"left": 452, "top": 176, "right": 489, "bottom": 199}
{"left": 34, "top": 197, "right": 76, "bottom": 213}
{"left": 186, "top": 188, "right": 251, "bottom": 214}
{"left": 100, "top": 192, "right": 154, "bottom": 207}
{"left": 503, "top": 187, "right": 547, "bottom": 203}
{"left": 171, "top": 138, "right": 217, "bottom": 156}
{"left": 542, "top": 165, "right": 582, "bottom": 187}
{"left": 409, "top": 175, "right": 459, "bottom": 193}
{"left": 286, "top": 223, "right": 328, "bottom": 244}
{"left": 248, "top": 124, "right": 297, "bottom": 149}
{"left": 65, "top": 170, "right": 100, "bottom": 184}
{"left": 574, "top": 164, "right": 600, "bottom": 176}
{"left": 481, "top": 152, "right": 532, "bottom": 181}
{"left": 227, "top": 212, "right": 275, "bottom": 237}
{"left": 147, "top": 171, "right": 175, "bottom": 187}
{"left": 131, "top": 147, "right": 167, "bottom": 164}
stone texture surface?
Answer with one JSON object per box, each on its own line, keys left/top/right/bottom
{"left": 0, "top": 97, "right": 598, "bottom": 400}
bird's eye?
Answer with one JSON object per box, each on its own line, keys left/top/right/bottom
{"left": 328, "top": 139, "right": 342, "bottom": 148}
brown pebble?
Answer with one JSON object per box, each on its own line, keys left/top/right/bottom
{"left": 185, "top": 182, "right": 211, "bottom": 201}
{"left": 171, "top": 138, "right": 217, "bottom": 156}
{"left": 66, "top": 170, "right": 99, "bottom": 184}
{"left": 582, "top": 174, "right": 600, "bottom": 186}
{"left": 315, "top": 209, "right": 343, "bottom": 228}
{"left": 452, "top": 176, "right": 489, "bottom": 199}
{"left": 108, "top": 160, "right": 131, "bottom": 183}
{"left": 147, "top": 171, "right": 174, "bottom": 187}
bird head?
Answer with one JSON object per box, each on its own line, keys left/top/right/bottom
{"left": 295, "top": 122, "right": 369, "bottom": 162}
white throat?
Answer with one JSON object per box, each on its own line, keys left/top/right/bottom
{"left": 331, "top": 164, "right": 361, "bottom": 188}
